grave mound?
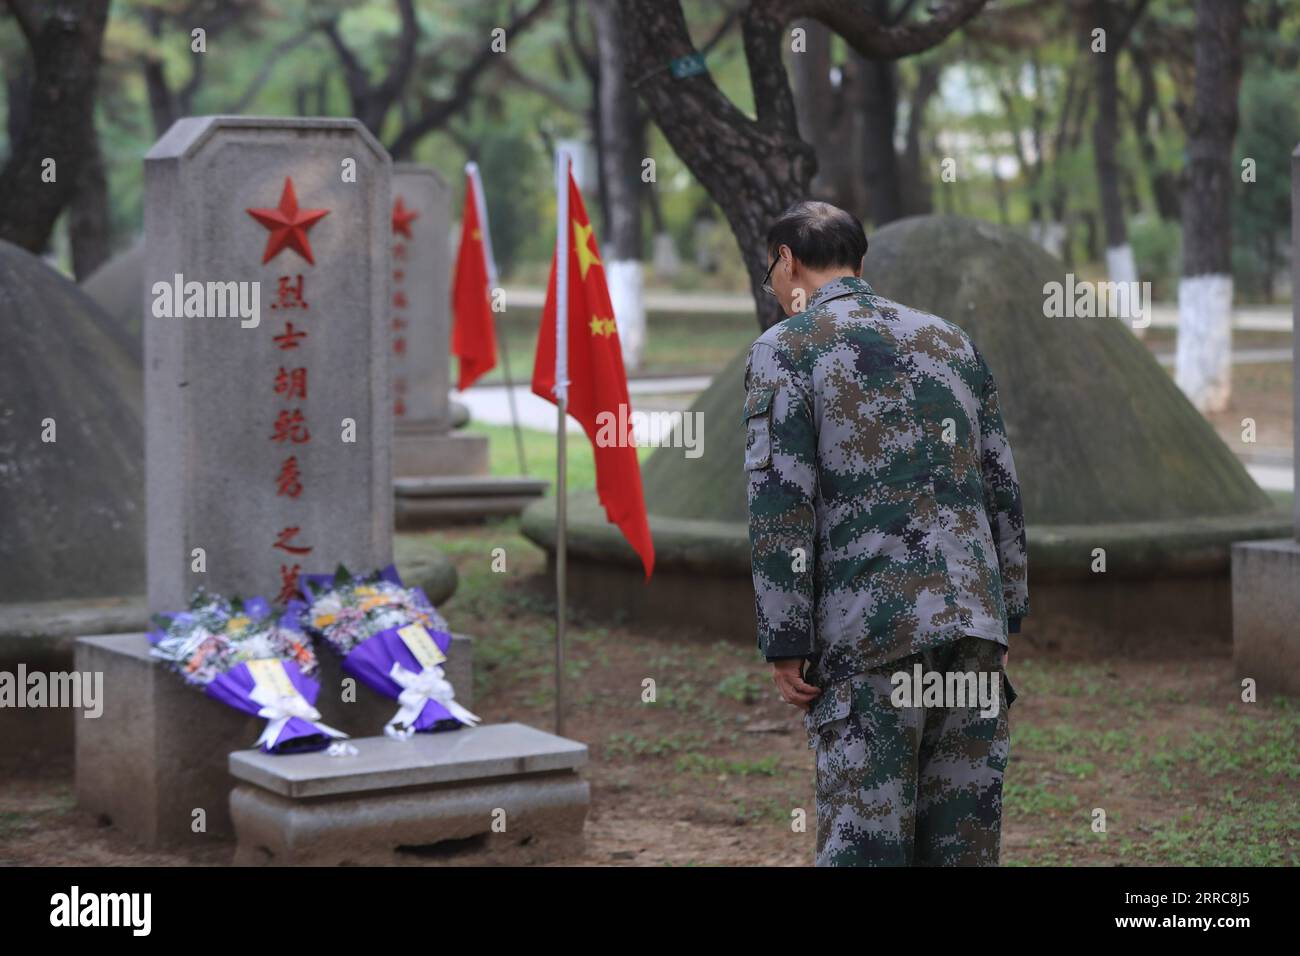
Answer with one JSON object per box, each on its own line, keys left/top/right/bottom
{"left": 521, "top": 215, "right": 1288, "bottom": 649}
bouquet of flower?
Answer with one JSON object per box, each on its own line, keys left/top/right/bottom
{"left": 148, "top": 591, "right": 347, "bottom": 754}
{"left": 294, "top": 564, "right": 479, "bottom": 740}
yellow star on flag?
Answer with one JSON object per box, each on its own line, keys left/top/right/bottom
{"left": 589, "top": 315, "right": 616, "bottom": 337}
{"left": 573, "top": 220, "right": 601, "bottom": 279}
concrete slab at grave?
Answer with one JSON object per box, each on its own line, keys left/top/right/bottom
{"left": 1230, "top": 145, "right": 1300, "bottom": 697}
{"left": 395, "top": 475, "right": 550, "bottom": 527}
{"left": 1231, "top": 540, "right": 1300, "bottom": 696}
{"left": 228, "top": 723, "right": 589, "bottom": 865}
{"left": 74, "top": 631, "right": 474, "bottom": 847}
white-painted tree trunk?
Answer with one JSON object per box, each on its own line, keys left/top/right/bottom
{"left": 1174, "top": 273, "right": 1234, "bottom": 413}
{"left": 1104, "top": 243, "right": 1138, "bottom": 286}
{"left": 1028, "top": 220, "right": 1066, "bottom": 259}
{"left": 607, "top": 259, "right": 646, "bottom": 371}
{"left": 1104, "top": 243, "right": 1145, "bottom": 337}
{"left": 651, "top": 232, "right": 681, "bottom": 278}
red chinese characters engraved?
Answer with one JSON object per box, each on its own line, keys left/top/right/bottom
{"left": 271, "top": 274, "right": 309, "bottom": 310}
{"left": 272, "top": 525, "right": 313, "bottom": 555}
{"left": 274, "top": 366, "right": 308, "bottom": 401}
{"left": 249, "top": 179, "right": 330, "bottom": 605}
{"left": 275, "top": 455, "right": 304, "bottom": 499}
{"left": 276, "top": 563, "right": 303, "bottom": 605}
{"left": 273, "top": 321, "right": 308, "bottom": 350}
{"left": 270, "top": 408, "right": 311, "bottom": 444}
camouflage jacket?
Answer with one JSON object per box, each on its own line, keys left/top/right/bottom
{"left": 744, "top": 276, "right": 1028, "bottom": 686}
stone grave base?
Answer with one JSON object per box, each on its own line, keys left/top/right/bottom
{"left": 74, "top": 630, "right": 474, "bottom": 847}
{"left": 395, "top": 476, "right": 549, "bottom": 528}
{"left": 1232, "top": 539, "right": 1300, "bottom": 696}
{"left": 229, "top": 723, "right": 589, "bottom": 865}
{"left": 394, "top": 421, "right": 489, "bottom": 478}
{"left": 0, "top": 597, "right": 146, "bottom": 766}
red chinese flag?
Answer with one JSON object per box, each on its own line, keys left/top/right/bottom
{"left": 450, "top": 171, "right": 497, "bottom": 391}
{"left": 532, "top": 167, "right": 655, "bottom": 579}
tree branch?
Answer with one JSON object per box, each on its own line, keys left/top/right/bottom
{"left": 372, "top": 0, "right": 419, "bottom": 109}
{"left": 4, "top": 0, "right": 39, "bottom": 46}
{"left": 387, "top": 0, "right": 554, "bottom": 158}
{"left": 772, "top": 0, "right": 990, "bottom": 60}
{"left": 226, "top": 28, "right": 317, "bottom": 113}
{"left": 742, "top": 0, "right": 799, "bottom": 131}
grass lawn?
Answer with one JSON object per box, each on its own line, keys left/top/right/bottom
{"left": 462, "top": 420, "right": 653, "bottom": 492}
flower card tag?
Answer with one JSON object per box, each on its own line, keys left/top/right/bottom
{"left": 397, "top": 624, "right": 447, "bottom": 669}
{"left": 247, "top": 658, "right": 300, "bottom": 701}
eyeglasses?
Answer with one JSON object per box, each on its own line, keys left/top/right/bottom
{"left": 760, "top": 256, "right": 778, "bottom": 297}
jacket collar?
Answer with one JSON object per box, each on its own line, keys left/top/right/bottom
{"left": 807, "top": 275, "right": 874, "bottom": 310}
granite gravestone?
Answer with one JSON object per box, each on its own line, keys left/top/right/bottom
{"left": 143, "top": 116, "right": 393, "bottom": 609}
{"left": 75, "top": 116, "right": 422, "bottom": 847}
{"left": 390, "top": 163, "right": 488, "bottom": 478}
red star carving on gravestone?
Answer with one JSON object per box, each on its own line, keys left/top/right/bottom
{"left": 391, "top": 196, "right": 419, "bottom": 238}
{"left": 246, "top": 177, "right": 330, "bottom": 265}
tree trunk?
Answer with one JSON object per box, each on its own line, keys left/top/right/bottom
{"left": 70, "top": 128, "right": 111, "bottom": 278}
{"left": 619, "top": 0, "right": 814, "bottom": 330}
{"left": 792, "top": 19, "right": 855, "bottom": 208}
{"left": 620, "top": 0, "right": 986, "bottom": 329}
{"left": 592, "top": 0, "right": 648, "bottom": 368}
{"left": 898, "top": 60, "right": 941, "bottom": 217}
{"left": 1130, "top": 50, "right": 1181, "bottom": 221}
{"left": 860, "top": 54, "right": 904, "bottom": 226}
{"left": 1174, "top": 0, "right": 1246, "bottom": 413}
{"left": 144, "top": 57, "right": 179, "bottom": 138}
{"left": 0, "top": 0, "right": 112, "bottom": 256}
{"left": 1089, "top": 0, "right": 1135, "bottom": 283}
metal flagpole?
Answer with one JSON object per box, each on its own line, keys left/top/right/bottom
{"left": 466, "top": 161, "right": 527, "bottom": 476}
{"left": 556, "top": 396, "right": 567, "bottom": 737}
{"left": 497, "top": 327, "right": 529, "bottom": 475}
{"left": 553, "top": 148, "right": 571, "bottom": 737}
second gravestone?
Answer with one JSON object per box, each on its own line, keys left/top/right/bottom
{"left": 390, "top": 163, "right": 488, "bottom": 478}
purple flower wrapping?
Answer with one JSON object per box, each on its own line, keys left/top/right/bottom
{"left": 205, "top": 659, "right": 336, "bottom": 754}
{"left": 341, "top": 625, "right": 461, "bottom": 732}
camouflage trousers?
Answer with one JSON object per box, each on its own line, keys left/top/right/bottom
{"left": 805, "top": 635, "right": 1017, "bottom": 866}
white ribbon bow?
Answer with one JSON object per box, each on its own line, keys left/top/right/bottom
{"left": 249, "top": 684, "right": 348, "bottom": 750}
{"left": 385, "top": 662, "right": 481, "bottom": 740}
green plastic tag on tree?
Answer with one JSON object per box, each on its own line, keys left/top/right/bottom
{"left": 670, "top": 53, "right": 706, "bottom": 79}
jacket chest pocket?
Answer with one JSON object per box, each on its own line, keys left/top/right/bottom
{"left": 743, "top": 386, "right": 775, "bottom": 470}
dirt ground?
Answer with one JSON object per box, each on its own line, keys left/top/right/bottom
{"left": 3, "top": 522, "right": 1295, "bottom": 867}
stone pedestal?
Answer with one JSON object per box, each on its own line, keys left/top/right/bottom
{"left": 74, "top": 631, "right": 474, "bottom": 847}
{"left": 1231, "top": 540, "right": 1300, "bottom": 696}
{"left": 394, "top": 421, "right": 488, "bottom": 478}
{"left": 395, "top": 476, "right": 549, "bottom": 528}
{"left": 228, "top": 723, "right": 589, "bottom": 865}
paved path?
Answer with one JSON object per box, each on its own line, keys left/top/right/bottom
{"left": 459, "top": 348, "right": 1294, "bottom": 491}
{"left": 1153, "top": 347, "right": 1292, "bottom": 367}
{"left": 503, "top": 286, "right": 1293, "bottom": 330}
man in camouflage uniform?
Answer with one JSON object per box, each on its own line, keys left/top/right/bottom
{"left": 744, "top": 201, "right": 1028, "bottom": 866}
